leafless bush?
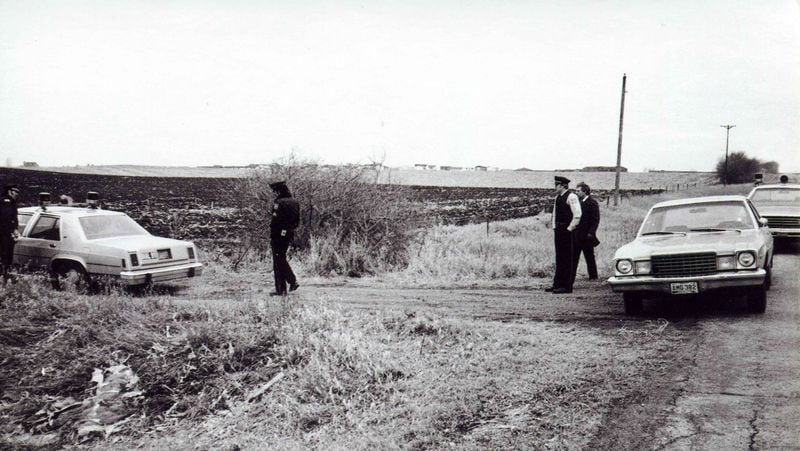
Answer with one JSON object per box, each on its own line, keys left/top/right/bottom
{"left": 229, "top": 156, "right": 423, "bottom": 275}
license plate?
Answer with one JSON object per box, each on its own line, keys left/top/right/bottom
{"left": 670, "top": 282, "right": 698, "bottom": 295}
{"left": 158, "top": 249, "right": 172, "bottom": 260}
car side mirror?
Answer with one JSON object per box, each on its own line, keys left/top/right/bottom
{"left": 758, "top": 217, "right": 768, "bottom": 227}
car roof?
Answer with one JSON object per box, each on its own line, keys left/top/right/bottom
{"left": 651, "top": 195, "right": 749, "bottom": 209}
{"left": 18, "top": 206, "right": 127, "bottom": 217}
{"left": 751, "top": 184, "right": 800, "bottom": 189}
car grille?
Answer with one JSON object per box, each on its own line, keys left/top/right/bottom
{"left": 651, "top": 253, "right": 717, "bottom": 278}
{"left": 763, "top": 216, "right": 800, "bottom": 228}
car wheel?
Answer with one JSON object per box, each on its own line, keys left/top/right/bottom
{"left": 53, "top": 263, "right": 90, "bottom": 292}
{"left": 623, "top": 292, "right": 643, "bottom": 315}
{"left": 746, "top": 285, "right": 767, "bottom": 314}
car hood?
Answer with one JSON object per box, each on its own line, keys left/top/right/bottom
{"left": 754, "top": 205, "right": 800, "bottom": 217}
{"left": 90, "top": 235, "right": 192, "bottom": 251}
{"left": 615, "top": 230, "right": 763, "bottom": 258}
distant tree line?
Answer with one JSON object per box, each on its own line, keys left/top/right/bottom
{"left": 715, "top": 152, "right": 779, "bottom": 184}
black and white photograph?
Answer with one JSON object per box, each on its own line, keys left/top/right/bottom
{"left": 1, "top": 0, "right": 799, "bottom": 449}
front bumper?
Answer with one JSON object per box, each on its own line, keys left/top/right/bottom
{"left": 607, "top": 269, "right": 766, "bottom": 293}
{"left": 768, "top": 228, "right": 800, "bottom": 238}
{"left": 120, "top": 262, "right": 204, "bottom": 285}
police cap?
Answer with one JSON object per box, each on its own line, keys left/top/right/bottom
{"left": 554, "top": 176, "right": 571, "bottom": 185}
{"left": 269, "top": 180, "right": 288, "bottom": 191}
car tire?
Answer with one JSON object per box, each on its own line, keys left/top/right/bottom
{"left": 623, "top": 292, "right": 643, "bottom": 315}
{"left": 764, "top": 264, "right": 772, "bottom": 291}
{"left": 53, "top": 262, "right": 90, "bottom": 292}
{"left": 746, "top": 285, "right": 767, "bottom": 314}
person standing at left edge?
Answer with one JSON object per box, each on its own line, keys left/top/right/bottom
{"left": 0, "top": 184, "right": 21, "bottom": 282}
{"left": 269, "top": 181, "right": 300, "bottom": 296}
{"left": 546, "top": 176, "right": 581, "bottom": 294}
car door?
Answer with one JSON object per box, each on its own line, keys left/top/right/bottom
{"left": 17, "top": 214, "right": 61, "bottom": 270}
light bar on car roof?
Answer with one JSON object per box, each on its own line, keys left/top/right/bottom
{"left": 39, "top": 192, "right": 50, "bottom": 211}
{"left": 87, "top": 191, "right": 100, "bottom": 209}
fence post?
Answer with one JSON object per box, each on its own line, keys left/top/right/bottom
{"left": 486, "top": 216, "right": 490, "bottom": 236}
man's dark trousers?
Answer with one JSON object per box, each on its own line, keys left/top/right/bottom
{"left": 573, "top": 240, "right": 598, "bottom": 280}
{"left": 553, "top": 226, "right": 576, "bottom": 290}
{"left": 0, "top": 234, "right": 13, "bottom": 277}
{"left": 271, "top": 232, "right": 297, "bottom": 294}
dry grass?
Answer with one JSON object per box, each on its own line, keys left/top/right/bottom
{"left": 0, "top": 269, "right": 681, "bottom": 450}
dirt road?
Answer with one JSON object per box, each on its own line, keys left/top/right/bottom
{"left": 303, "top": 251, "right": 800, "bottom": 449}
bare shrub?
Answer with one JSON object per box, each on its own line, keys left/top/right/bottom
{"left": 715, "top": 151, "right": 765, "bottom": 184}
{"left": 229, "top": 156, "right": 423, "bottom": 276}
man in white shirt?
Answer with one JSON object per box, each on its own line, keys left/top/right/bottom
{"left": 546, "top": 176, "right": 581, "bottom": 294}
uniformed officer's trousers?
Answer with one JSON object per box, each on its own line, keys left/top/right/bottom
{"left": 271, "top": 232, "right": 297, "bottom": 294}
{"left": 553, "top": 227, "right": 576, "bottom": 290}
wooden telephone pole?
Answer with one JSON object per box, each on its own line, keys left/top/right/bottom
{"left": 613, "top": 74, "right": 627, "bottom": 206}
{"left": 720, "top": 124, "right": 735, "bottom": 185}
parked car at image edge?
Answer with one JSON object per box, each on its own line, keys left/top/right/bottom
{"left": 14, "top": 194, "right": 203, "bottom": 286}
{"left": 608, "top": 195, "right": 774, "bottom": 315}
{"left": 747, "top": 183, "right": 800, "bottom": 239}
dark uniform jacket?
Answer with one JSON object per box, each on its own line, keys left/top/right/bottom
{"left": 270, "top": 196, "right": 300, "bottom": 238}
{"left": 576, "top": 195, "right": 600, "bottom": 247}
{"left": 0, "top": 195, "right": 18, "bottom": 235}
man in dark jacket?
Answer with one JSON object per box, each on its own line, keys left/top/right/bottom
{"left": 269, "top": 181, "right": 300, "bottom": 296}
{"left": 547, "top": 176, "right": 582, "bottom": 294}
{"left": 573, "top": 182, "right": 600, "bottom": 281}
{"left": 0, "top": 184, "right": 20, "bottom": 281}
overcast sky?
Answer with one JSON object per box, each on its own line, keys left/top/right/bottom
{"left": 1, "top": 0, "right": 799, "bottom": 172}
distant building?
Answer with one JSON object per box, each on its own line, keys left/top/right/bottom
{"left": 582, "top": 166, "right": 626, "bottom": 172}
{"left": 474, "top": 165, "right": 488, "bottom": 171}
{"left": 22, "top": 161, "right": 39, "bottom": 168}
{"left": 414, "top": 164, "right": 437, "bottom": 170}
{"left": 440, "top": 165, "right": 463, "bottom": 171}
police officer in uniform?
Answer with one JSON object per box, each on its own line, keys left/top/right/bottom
{"left": 269, "top": 181, "right": 300, "bottom": 296}
{"left": 546, "top": 176, "right": 581, "bottom": 294}
{"left": 0, "top": 184, "right": 20, "bottom": 281}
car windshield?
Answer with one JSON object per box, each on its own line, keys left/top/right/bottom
{"left": 749, "top": 188, "right": 800, "bottom": 206}
{"left": 79, "top": 215, "right": 149, "bottom": 240}
{"left": 640, "top": 201, "right": 755, "bottom": 235}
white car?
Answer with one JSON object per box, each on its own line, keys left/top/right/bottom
{"left": 608, "top": 195, "right": 774, "bottom": 314}
{"left": 747, "top": 183, "right": 800, "bottom": 239}
{"left": 15, "top": 195, "right": 203, "bottom": 286}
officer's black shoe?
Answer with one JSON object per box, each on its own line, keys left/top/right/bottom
{"left": 552, "top": 287, "right": 572, "bottom": 294}
{"left": 544, "top": 286, "right": 556, "bottom": 292}
{"left": 269, "top": 291, "right": 286, "bottom": 296}
{"left": 588, "top": 276, "right": 598, "bottom": 280}
{"left": 289, "top": 283, "right": 300, "bottom": 292}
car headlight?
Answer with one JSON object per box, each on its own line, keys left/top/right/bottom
{"left": 634, "top": 261, "right": 651, "bottom": 274}
{"left": 716, "top": 255, "right": 735, "bottom": 271}
{"left": 737, "top": 251, "right": 756, "bottom": 268}
{"left": 616, "top": 259, "right": 633, "bottom": 274}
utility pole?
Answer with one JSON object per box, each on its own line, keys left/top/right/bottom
{"left": 614, "top": 74, "right": 627, "bottom": 206}
{"left": 720, "top": 124, "right": 735, "bottom": 185}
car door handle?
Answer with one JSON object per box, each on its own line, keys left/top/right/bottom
{"left": 49, "top": 244, "right": 57, "bottom": 248}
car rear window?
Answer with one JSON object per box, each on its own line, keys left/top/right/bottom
{"left": 17, "top": 213, "right": 33, "bottom": 234}
{"left": 641, "top": 201, "right": 756, "bottom": 234}
{"left": 79, "top": 215, "right": 149, "bottom": 240}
